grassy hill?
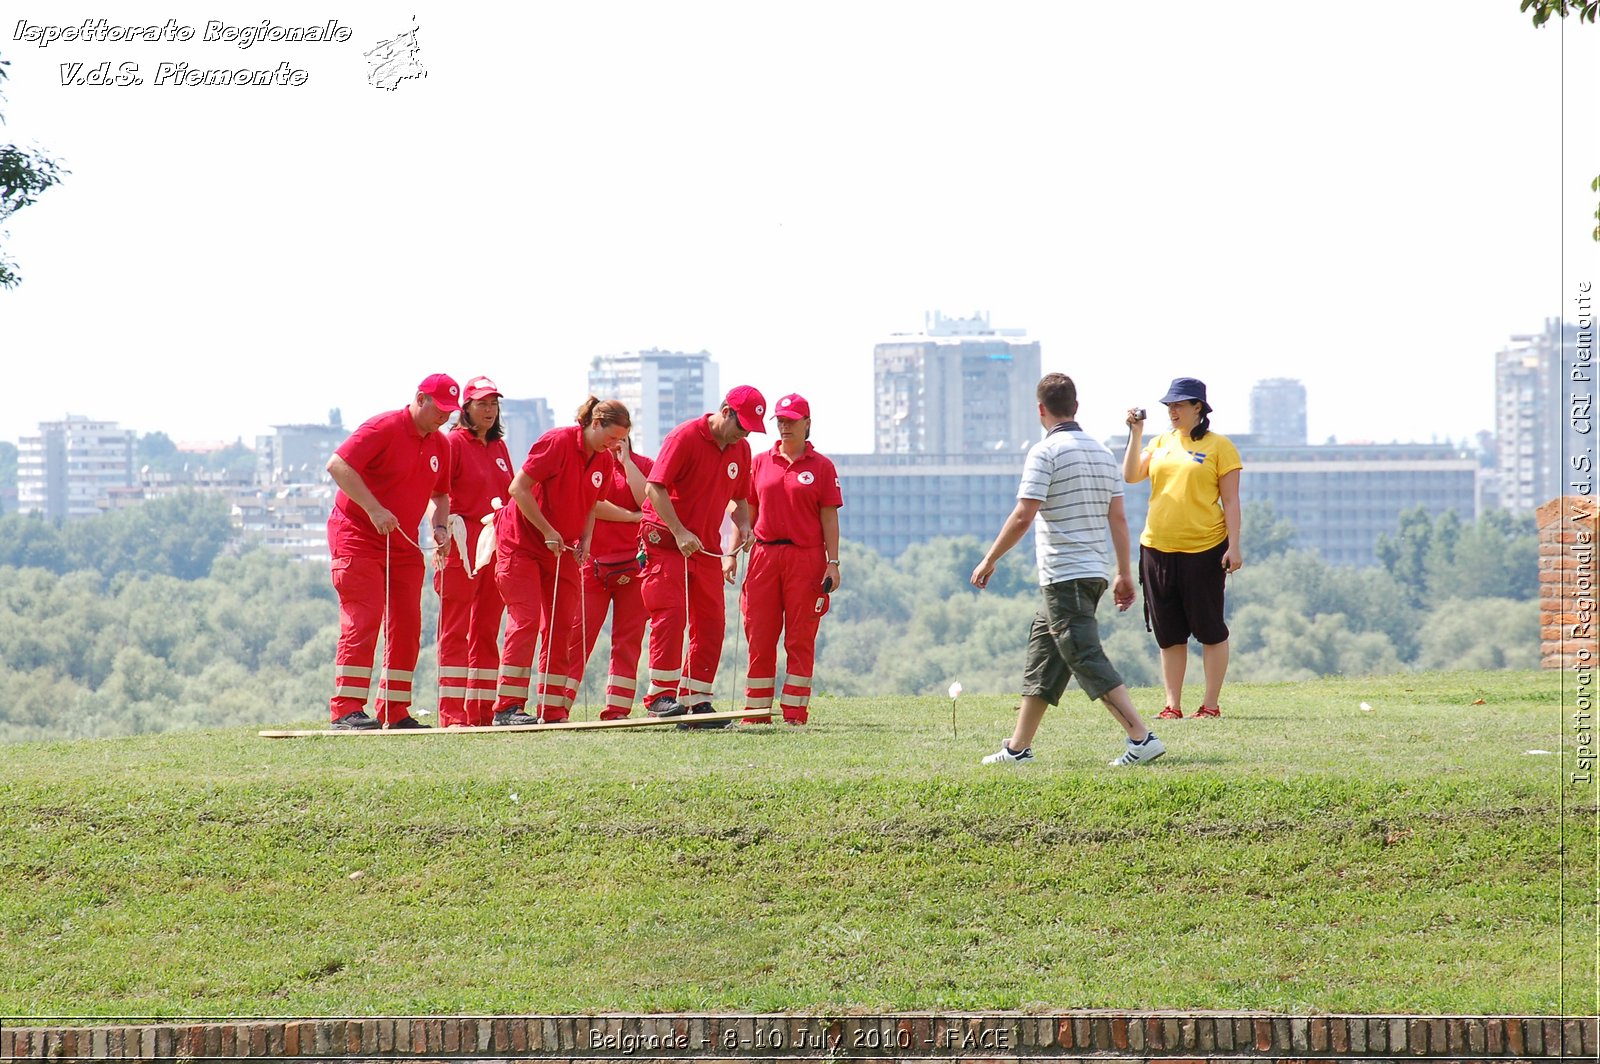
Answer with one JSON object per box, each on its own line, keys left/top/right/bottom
{"left": 1, "top": 671, "right": 1590, "bottom": 1017}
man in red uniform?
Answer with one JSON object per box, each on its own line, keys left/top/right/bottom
{"left": 325, "top": 374, "right": 458, "bottom": 730}
{"left": 566, "top": 435, "right": 653, "bottom": 719}
{"left": 640, "top": 385, "right": 766, "bottom": 724}
{"left": 430, "top": 375, "right": 514, "bottom": 727}
{"left": 738, "top": 393, "right": 843, "bottom": 725}
{"left": 493, "top": 398, "right": 628, "bottom": 725}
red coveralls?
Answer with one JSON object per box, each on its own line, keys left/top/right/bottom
{"left": 433, "top": 429, "right": 513, "bottom": 727}
{"left": 567, "top": 450, "right": 654, "bottom": 719}
{"left": 494, "top": 425, "right": 614, "bottom": 723}
{"left": 640, "top": 417, "right": 752, "bottom": 707}
{"left": 327, "top": 409, "right": 451, "bottom": 724}
{"left": 742, "top": 442, "right": 843, "bottom": 724}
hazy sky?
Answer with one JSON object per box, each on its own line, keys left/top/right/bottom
{"left": 2, "top": 2, "right": 1596, "bottom": 455}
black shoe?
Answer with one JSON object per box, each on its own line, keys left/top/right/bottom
{"left": 677, "top": 701, "right": 732, "bottom": 730}
{"left": 385, "top": 716, "right": 430, "bottom": 730}
{"left": 494, "top": 707, "right": 540, "bottom": 727}
{"left": 331, "top": 710, "right": 380, "bottom": 731}
{"left": 646, "top": 695, "right": 688, "bottom": 718}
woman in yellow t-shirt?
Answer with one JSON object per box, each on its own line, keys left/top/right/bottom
{"left": 1122, "top": 377, "right": 1243, "bottom": 719}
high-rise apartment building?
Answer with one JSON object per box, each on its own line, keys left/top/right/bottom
{"left": 500, "top": 397, "right": 556, "bottom": 461}
{"left": 255, "top": 414, "right": 345, "bottom": 485}
{"left": 588, "top": 349, "right": 719, "bottom": 453}
{"left": 874, "top": 311, "right": 1042, "bottom": 454}
{"left": 1250, "top": 378, "right": 1308, "bottom": 446}
{"left": 17, "top": 416, "right": 137, "bottom": 520}
{"left": 1495, "top": 318, "right": 1585, "bottom": 515}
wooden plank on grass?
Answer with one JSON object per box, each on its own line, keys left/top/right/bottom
{"left": 258, "top": 709, "right": 757, "bottom": 738}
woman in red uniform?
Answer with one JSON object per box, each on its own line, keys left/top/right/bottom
{"left": 430, "top": 375, "right": 514, "bottom": 727}
{"left": 566, "top": 434, "right": 654, "bottom": 719}
{"left": 493, "top": 397, "right": 629, "bottom": 725}
{"left": 737, "top": 393, "right": 843, "bottom": 725}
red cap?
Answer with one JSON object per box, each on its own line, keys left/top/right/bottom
{"left": 417, "top": 373, "right": 462, "bottom": 413}
{"left": 462, "top": 375, "right": 501, "bottom": 402}
{"left": 725, "top": 385, "right": 768, "bottom": 434}
{"left": 772, "top": 393, "right": 810, "bottom": 420}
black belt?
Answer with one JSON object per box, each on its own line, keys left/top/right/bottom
{"left": 755, "top": 538, "right": 796, "bottom": 546}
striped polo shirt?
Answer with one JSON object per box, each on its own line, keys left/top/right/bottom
{"left": 1017, "top": 420, "right": 1123, "bottom": 586}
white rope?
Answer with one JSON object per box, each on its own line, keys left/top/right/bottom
{"left": 381, "top": 532, "right": 391, "bottom": 730}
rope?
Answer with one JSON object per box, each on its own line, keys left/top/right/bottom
{"left": 381, "top": 532, "right": 391, "bottom": 730}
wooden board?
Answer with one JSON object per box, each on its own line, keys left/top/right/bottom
{"left": 258, "top": 709, "right": 757, "bottom": 738}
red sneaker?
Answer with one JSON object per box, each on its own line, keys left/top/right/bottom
{"left": 1157, "top": 706, "right": 1183, "bottom": 720}
{"left": 1194, "top": 704, "right": 1221, "bottom": 718}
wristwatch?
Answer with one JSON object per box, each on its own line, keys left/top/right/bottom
{"left": 827, "top": 558, "right": 840, "bottom": 566}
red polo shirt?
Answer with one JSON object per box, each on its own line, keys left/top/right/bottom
{"left": 330, "top": 407, "right": 451, "bottom": 557}
{"left": 751, "top": 442, "right": 843, "bottom": 549}
{"left": 590, "top": 451, "right": 654, "bottom": 561}
{"left": 499, "top": 424, "right": 616, "bottom": 553}
{"left": 642, "top": 415, "right": 752, "bottom": 549}
{"left": 446, "top": 429, "right": 514, "bottom": 523}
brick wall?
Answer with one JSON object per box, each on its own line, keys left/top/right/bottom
{"left": 0, "top": 1012, "right": 1595, "bottom": 1061}
{"left": 1538, "top": 495, "right": 1598, "bottom": 669}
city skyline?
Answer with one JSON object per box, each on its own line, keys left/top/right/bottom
{"left": 0, "top": 3, "right": 1595, "bottom": 456}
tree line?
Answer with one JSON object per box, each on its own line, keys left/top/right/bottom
{"left": 0, "top": 496, "right": 1541, "bottom": 742}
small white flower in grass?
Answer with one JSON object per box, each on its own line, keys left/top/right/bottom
{"left": 1359, "top": 702, "right": 1372, "bottom": 712}
{"left": 509, "top": 791, "right": 521, "bottom": 804}
{"left": 948, "top": 682, "right": 963, "bottom": 700}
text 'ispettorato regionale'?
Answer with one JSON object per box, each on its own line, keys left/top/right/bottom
{"left": 13, "top": 19, "right": 353, "bottom": 87}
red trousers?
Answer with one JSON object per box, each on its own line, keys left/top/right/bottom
{"left": 432, "top": 530, "right": 504, "bottom": 727}
{"left": 329, "top": 549, "right": 426, "bottom": 724}
{"left": 495, "top": 543, "right": 582, "bottom": 721}
{"left": 741, "top": 542, "right": 829, "bottom": 723}
{"left": 640, "top": 538, "right": 725, "bottom": 705}
{"left": 567, "top": 558, "right": 649, "bottom": 719}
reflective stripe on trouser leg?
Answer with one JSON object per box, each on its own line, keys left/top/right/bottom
{"left": 493, "top": 546, "right": 550, "bottom": 711}
{"left": 780, "top": 674, "right": 813, "bottom": 722}
{"left": 465, "top": 667, "right": 497, "bottom": 727}
{"left": 371, "top": 556, "right": 425, "bottom": 726}
{"left": 640, "top": 536, "right": 686, "bottom": 700}
{"left": 436, "top": 664, "right": 470, "bottom": 727}
{"left": 602, "top": 675, "right": 638, "bottom": 719}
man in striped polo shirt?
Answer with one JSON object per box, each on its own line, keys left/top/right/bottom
{"left": 970, "top": 373, "right": 1166, "bottom": 768}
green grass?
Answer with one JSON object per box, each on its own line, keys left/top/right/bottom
{"left": 1, "top": 671, "right": 1593, "bottom": 1017}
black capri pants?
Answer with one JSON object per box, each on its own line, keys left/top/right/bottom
{"left": 1139, "top": 541, "right": 1229, "bottom": 649}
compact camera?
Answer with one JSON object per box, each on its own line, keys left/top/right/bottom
{"left": 1131, "top": 408, "right": 1147, "bottom": 422}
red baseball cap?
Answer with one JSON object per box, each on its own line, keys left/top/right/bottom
{"left": 772, "top": 393, "right": 811, "bottom": 420}
{"left": 725, "top": 385, "right": 768, "bottom": 434}
{"left": 462, "top": 375, "right": 501, "bottom": 402}
{"left": 417, "top": 373, "right": 462, "bottom": 413}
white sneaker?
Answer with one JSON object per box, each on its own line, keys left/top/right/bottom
{"left": 982, "top": 742, "right": 1035, "bottom": 765}
{"left": 1110, "top": 733, "right": 1166, "bottom": 767}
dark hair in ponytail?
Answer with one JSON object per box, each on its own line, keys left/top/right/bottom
{"left": 1192, "top": 409, "right": 1211, "bottom": 442}
{"left": 576, "top": 396, "right": 632, "bottom": 430}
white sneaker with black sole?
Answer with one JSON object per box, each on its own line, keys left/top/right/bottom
{"left": 982, "top": 742, "right": 1035, "bottom": 765}
{"left": 1109, "top": 733, "right": 1166, "bottom": 767}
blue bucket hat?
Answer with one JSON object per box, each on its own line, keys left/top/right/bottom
{"left": 1159, "top": 376, "right": 1212, "bottom": 415}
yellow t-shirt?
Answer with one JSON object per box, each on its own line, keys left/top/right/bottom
{"left": 1139, "top": 430, "right": 1243, "bottom": 553}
